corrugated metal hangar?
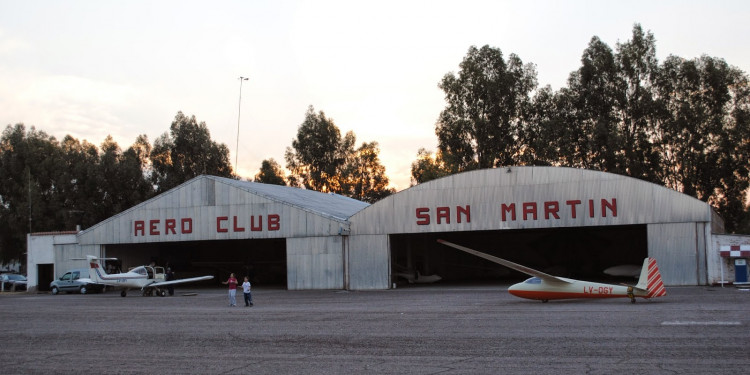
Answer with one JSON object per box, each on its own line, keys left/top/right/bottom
{"left": 26, "top": 167, "right": 750, "bottom": 292}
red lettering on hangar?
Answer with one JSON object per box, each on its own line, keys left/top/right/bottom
{"left": 134, "top": 214, "right": 281, "bottom": 236}
{"left": 416, "top": 206, "right": 471, "bottom": 225}
{"left": 134, "top": 218, "right": 193, "bottom": 236}
{"left": 216, "top": 215, "right": 280, "bottom": 232}
{"left": 501, "top": 198, "right": 617, "bottom": 221}
{"left": 413, "top": 199, "right": 617, "bottom": 225}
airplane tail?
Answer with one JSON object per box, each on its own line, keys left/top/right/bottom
{"left": 634, "top": 257, "right": 667, "bottom": 298}
{"left": 85, "top": 255, "right": 117, "bottom": 284}
{"left": 86, "top": 255, "right": 105, "bottom": 283}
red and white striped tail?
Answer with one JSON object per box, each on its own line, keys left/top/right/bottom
{"left": 644, "top": 258, "right": 666, "bottom": 298}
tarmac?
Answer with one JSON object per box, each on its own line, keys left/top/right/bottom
{"left": 1, "top": 284, "right": 749, "bottom": 374}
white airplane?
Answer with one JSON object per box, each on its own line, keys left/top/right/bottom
{"left": 437, "top": 240, "right": 666, "bottom": 303}
{"left": 84, "top": 255, "right": 214, "bottom": 297}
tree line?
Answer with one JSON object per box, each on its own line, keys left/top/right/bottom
{"left": 1, "top": 24, "right": 748, "bottom": 262}
{"left": 0, "top": 108, "right": 393, "bottom": 262}
{"left": 412, "top": 24, "right": 750, "bottom": 233}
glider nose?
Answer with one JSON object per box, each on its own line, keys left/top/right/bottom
{"left": 507, "top": 282, "right": 524, "bottom": 298}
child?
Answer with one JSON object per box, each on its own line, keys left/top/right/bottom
{"left": 222, "top": 273, "right": 238, "bottom": 307}
{"left": 242, "top": 276, "right": 253, "bottom": 307}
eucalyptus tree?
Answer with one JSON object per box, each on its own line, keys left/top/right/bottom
{"left": 340, "top": 141, "right": 393, "bottom": 203}
{"left": 654, "top": 55, "right": 750, "bottom": 231}
{"left": 150, "top": 112, "right": 234, "bottom": 193}
{"left": 435, "top": 45, "right": 538, "bottom": 172}
{"left": 285, "top": 106, "right": 354, "bottom": 193}
{"left": 0, "top": 125, "right": 66, "bottom": 261}
{"left": 409, "top": 148, "right": 450, "bottom": 185}
{"left": 254, "top": 158, "right": 287, "bottom": 186}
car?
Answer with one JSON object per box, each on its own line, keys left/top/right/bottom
{"left": 1, "top": 273, "right": 27, "bottom": 291}
{"left": 50, "top": 269, "right": 103, "bottom": 295}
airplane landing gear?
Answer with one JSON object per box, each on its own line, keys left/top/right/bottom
{"left": 120, "top": 290, "right": 127, "bottom": 297}
{"left": 627, "top": 286, "right": 635, "bottom": 303}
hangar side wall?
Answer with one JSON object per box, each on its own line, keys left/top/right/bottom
{"left": 647, "top": 223, "right": 704, "bottom": 285}
{"left": 347, "top": 234, "right": 390, "bottom": 290}
{"left": 287, "top": 237, "right": 344, "bottom": 290}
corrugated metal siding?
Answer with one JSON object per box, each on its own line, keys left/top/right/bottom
{"left": 351, "top": 167, "right": 713, "bottom": 235}
{"left": 347, "top": 234, "right": 390, "bottom": 290}
{"left": 647, "top": 223, "right": 699, "bottom": 285}
{"left": 78, "top": 176, "right": 366, "bottom": 245}
{"left": 287, "top": 237, "right": 344, "bottom": 290}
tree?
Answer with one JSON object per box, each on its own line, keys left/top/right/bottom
{"left": 614, "top": 24, "right": 661, "bottom": 182}
{"left": 285, "top": 106, "right": 354, "bottom": 192}
{"left": 95, "top": 135, "right": 154, "bottom": 219}
{"left": 654, "top": 55, "right": 750, "bottom": 231}
{"left": 254, "top": 158, "right": 286, "bottom": 185}
{"left": 0, "top": 125, "right": 66, "bottom": 262}
{"left": 564, "top": 36, "right": 623, "bottom": 171}
{"left": 340, "top": 141, "right": 394, "bottom": 203}
{"left": 410, "top": 148, "right": 451, "bottom": 185}
{"left": 150, "top": 112, "right": 234, "bottom": 193}
{"left": 435, "top": 45, "right": 537, "bottom": 172}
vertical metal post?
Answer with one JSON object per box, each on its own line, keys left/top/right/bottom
{"left": 236, "top": 76, "right": 249, "bottom": 171}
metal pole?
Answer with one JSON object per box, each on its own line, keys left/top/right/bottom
{"left": 236, "top": 76, "right": 249, "bottom": 171}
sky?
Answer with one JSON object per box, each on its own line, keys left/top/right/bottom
{"left": 1, "top": 0, "right": 749, "bottom": 191}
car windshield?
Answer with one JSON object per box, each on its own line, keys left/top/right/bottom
{"left": 8, "top": 274, "right": 26, "bottom": 281}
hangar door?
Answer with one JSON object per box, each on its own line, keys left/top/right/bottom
{"left": 391, "top": 225, "right": 647, "bottom": 284}
{"left": 106, "top": 238, "right": 287, "bottom": 286}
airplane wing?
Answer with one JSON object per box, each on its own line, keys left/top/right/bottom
{"left": 437, "top": 240, "right": 572, "bottom": 284}
{"left": 149, "top": 275, "right": 214, "bottom": 287}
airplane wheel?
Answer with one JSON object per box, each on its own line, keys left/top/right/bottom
{"left": 542, "top": 300, "right": 549, "bottom": 303}
{"left": 159, "top": 290, "right": 166, "bottom": 297}
{"left": 121, "top": 290, "right": 127, "bottom": 297}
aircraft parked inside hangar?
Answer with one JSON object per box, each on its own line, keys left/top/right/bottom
{"left": 82, "top": 255, "right": 214, "bottom": 297}
{"left": 437, "top": 240, "right": 666, "bottom": 303}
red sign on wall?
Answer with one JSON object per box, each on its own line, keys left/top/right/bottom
{"left": 134, "top": 214, "right": 281, "bottom": 237}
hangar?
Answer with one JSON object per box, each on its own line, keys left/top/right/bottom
{"left": 25, "top": 167, "right": 749, "bottom": 292}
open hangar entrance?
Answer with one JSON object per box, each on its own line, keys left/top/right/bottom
{"left": 390, "top": 225, "right": 647, "bottom": 285}
{"left": 105, "top": 238, "right": 287, "bottom": 286}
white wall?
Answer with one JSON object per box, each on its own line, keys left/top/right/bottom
{"left": 26, "top": 233, "right": 78, "bottom": 292}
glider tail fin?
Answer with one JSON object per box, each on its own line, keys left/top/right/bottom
{"left": 635, "top": 257, "right": 667, "bottom": 298}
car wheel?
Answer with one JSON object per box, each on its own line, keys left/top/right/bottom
{"left": 80, "top": 286, "right": 87, "bottom": 294}
{"left": 51, "top": 286, "right": 59, "bottom": 295}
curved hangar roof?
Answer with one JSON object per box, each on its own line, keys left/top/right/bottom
{"left": 78, "top": 175, "right": 369, "bottom": 245}
{"left": 350, "top": 166, "right": 719, "bottom": 235}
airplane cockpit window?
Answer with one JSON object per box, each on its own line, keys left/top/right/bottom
{"left": 524, "top": 277, "right": 542, "bottom": 284}
{"left": 132, "top": 267, "right": 147, "bottom": 276}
